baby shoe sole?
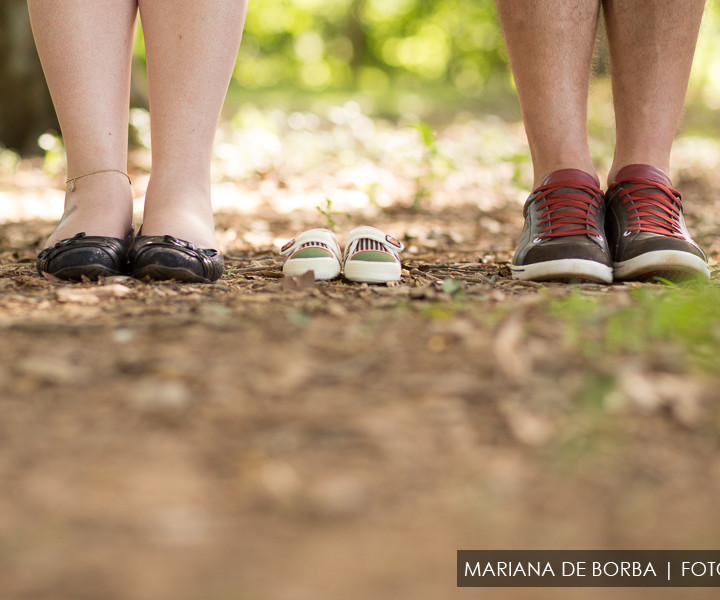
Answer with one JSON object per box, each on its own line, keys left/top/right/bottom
{"left": 344, "top": 260, "right": 401, "bottom": 283}
{"left": 283, "top": 257, "right": 342, "bottom": 280}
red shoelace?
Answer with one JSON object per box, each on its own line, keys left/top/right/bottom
{"left": 531, "top": 180, "right": 605, "bottom": 239}
{"left": 608, "top": 178, "right": 684, "bottom": 238}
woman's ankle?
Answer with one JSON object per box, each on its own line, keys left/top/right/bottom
{"left": 138, "top": 209, "right": 219, "bottom": 250}
{"left": 45, "top": 173, "right": 133, "bottom": 247}
{"left": 140, "top": 178, "right": 218, "bottom": 249}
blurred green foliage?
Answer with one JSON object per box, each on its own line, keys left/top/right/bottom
{"left": 545, "top": 284, "right": 720, "bottom": 375}
{"left": 236, "top": 0, "right": 506, "bottom": 95}
{"left": 689, "top": 0, "right": 720, "bottom": 108}
{"left": 130, "top": 0, "right": 720, "bottom": 111}
{"left": 134, "top": 0, "right": 509, "bottom": 103}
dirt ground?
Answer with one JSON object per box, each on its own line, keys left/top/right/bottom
{"left": 1, "top": 112, "right": 720, "bottom": 600}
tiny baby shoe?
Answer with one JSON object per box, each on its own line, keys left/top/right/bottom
{"left": 281, "top": 228, "right": 343, "bottom": 280}
{"left": 343, "top": 226, "right": 404, "bottom": 283}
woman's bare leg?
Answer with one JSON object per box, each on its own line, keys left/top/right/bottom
{"left": 136, "top": 0, "right": 247, "bottom": 250}
{"left": 27, "top": 0, "right": 137, "bottom": 246}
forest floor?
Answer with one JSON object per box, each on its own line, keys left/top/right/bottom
{"left": 1, "top": 105, "right": 720, "bottom": 600}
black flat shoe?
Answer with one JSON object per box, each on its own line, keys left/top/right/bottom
{"left": 36, "top": 231, "right": 132, "bottom": 280}
{"left": 128, "top": 235, "right": 225, "bottom": 283}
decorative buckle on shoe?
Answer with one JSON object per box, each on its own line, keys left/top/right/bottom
{"left": 385, "top": 234, "right": 403, "bottom": 249}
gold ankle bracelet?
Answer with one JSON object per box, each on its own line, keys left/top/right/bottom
{"left": 66, "top": 169, "right": 131, "bottom": 192}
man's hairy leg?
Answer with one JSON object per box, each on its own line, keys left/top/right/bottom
{"left": 604, "top": 0, "right": 705, "bottom": 184}
{"left": 495, "top": 0, "right": 601, "bottom": 187}
{"left": 137, "top": 0, "right": 247, "bottom": 251}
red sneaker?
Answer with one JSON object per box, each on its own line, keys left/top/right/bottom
{"left": 511, "top": 169, "right": 612, "bottom": 283}
{"left": 605, "top": 164, "right": 709, "bottom": 282}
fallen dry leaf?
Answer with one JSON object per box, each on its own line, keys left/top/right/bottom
{"left": 281, "top": 270, "right": 316, "bottom": 291}
{"left": 55, "top": 283, "right": 132, "bottom": 304}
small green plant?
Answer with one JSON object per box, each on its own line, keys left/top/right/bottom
{"left": 224, "top": 264, "right": 241, "bottom": 278}
{"left": 412, "top": 121, "right": 437, "bottom": 149}
{"left": 410, "top": 121, "right": 440, "bottom": 211}
{"left": 315, "top": 198, "right": 350, "bottom": 230}
{"left": 408, "top": 120, "right": 457, "bottom": 211}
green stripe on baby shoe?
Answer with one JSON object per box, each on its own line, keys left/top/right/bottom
{"left": 349, "top": 251, "right": 396, "bottom": 262}
{"left": 293, "top": 248, "right": 333, "bottom": 259}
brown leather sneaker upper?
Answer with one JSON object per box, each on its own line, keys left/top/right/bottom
{"left": 605, "top": 164, "right": 708, "bottom": 281}
{"left": 513, "top": 169, "right": 611, "bottom": 271}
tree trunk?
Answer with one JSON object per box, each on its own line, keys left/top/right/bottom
{"left": 0, "top": 0, "right": 58, "bottom": 155}
{"left": 346, "top": 0, "right": 368, "bottom": 85}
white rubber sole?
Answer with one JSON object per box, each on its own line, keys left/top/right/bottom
{"left": 344, "top": 260, "right": 401, "bottom": 283}
{"left": 283, "top": 257, "right": 341, "bottom": 280}
{"left": 614, "top": 250, "right": 710, "bottom": 281}
{"left": 512, "top": 258, "right": 613, "bottom": 283}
